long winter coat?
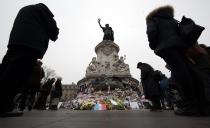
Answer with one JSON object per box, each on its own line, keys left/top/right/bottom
{"left": 146, "top": 6, "right": 185, "bottom": 55}
{"left": 8, "top": 3, "right": 59, "bottom": 58}
{"left": 140, "top": 63, "right": 161, "bottom": 99}
{"left": 50, "top": 80, "right": 62, "bottom": 99}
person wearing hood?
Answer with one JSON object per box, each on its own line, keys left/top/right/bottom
{"left": 137, "top": 62, "right": 162, "bottom": 111}
{"left": 146, "top": 5, "right": 203, "bottom": 116}
{"left": 0, "top": 3, "right": 59, "bottom": 116}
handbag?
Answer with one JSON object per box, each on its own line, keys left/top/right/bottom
{"left": 178, "top": 16, "right": 205, "bottom": 47}
{"left": 186, "top": 43, "right": 208, "bottom": 61}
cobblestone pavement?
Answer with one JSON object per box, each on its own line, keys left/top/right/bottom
{"left": 0, "top": 109, "right": 210, "bottom": 128}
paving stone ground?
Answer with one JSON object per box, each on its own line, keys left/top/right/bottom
{"left": 0, "top": 109, "right": 210, "bottom": 128}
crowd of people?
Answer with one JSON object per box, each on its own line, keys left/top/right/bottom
{"left": 0, "top": 3, "right": 210, "bottom": 118}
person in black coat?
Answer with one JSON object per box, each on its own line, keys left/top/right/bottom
{"left": 0, "top": 3, "right": 59, "bottom": 116}
{"left": 146, "top": 5, "right": 202, "bottom": 116}
{"left": 137, "top": 62, "right": 162, "bottom": 111}
{"left": 34, "top": 78, "right": 55, "bottom": 110}
{"left": 49, "top": 77, "right": 62, "bottom": 110}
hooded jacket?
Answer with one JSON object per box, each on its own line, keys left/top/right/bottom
{"left": 146, "top": 5, "right": 185, "bottom": 55}
{"left": 138, "top": 63, "right": 161, "bottom": 98}
{"left": 8, "top": 3, "right": 59, "bottom": 58}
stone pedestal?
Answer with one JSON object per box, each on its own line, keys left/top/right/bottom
{"left": 77, "top": 40, "right": 139, "bottom": 92}
{"left": 86, "top": 40, "right": 130, "bottom": 77}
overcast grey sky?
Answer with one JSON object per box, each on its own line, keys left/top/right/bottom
{"left": 0, "top": 0, "right": 210, "bottom": 84}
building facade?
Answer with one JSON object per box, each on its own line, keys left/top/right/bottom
{"left": 61, "top": 83, "right": 79, "bottom": 101}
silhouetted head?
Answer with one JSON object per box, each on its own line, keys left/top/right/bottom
{"left": 36, "top": 59, "right": 43, "bottom": 66}
{"left": 137, "top": 62, "right": 143, "bottom": 68}
{"left": 105, "top": 24, "right": 109, "bottom": 27}
{"left": 57, "top": 77, "right": 62, "bottom": 81}
{"left": 146, "top": 5, "right": 174, "bottom": 21}
{"left": 51, "top": 78, "right": 56, "bottom": 82}
{"left": 35, "top": 3, "right": 54, "bottom": 17}
{"left": 36, "top": 3, "right": 47, "bottom": 8}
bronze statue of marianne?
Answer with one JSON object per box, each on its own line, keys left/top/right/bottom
{"left": 98, "top": 18, "right": 114, "bottom": 41}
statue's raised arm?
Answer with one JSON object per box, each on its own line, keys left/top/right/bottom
{"left": 98, "top": 18, "right": 114, "bottom": 41}
{"left": 98, "top": 18, "right": 103, "bottom": 29}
